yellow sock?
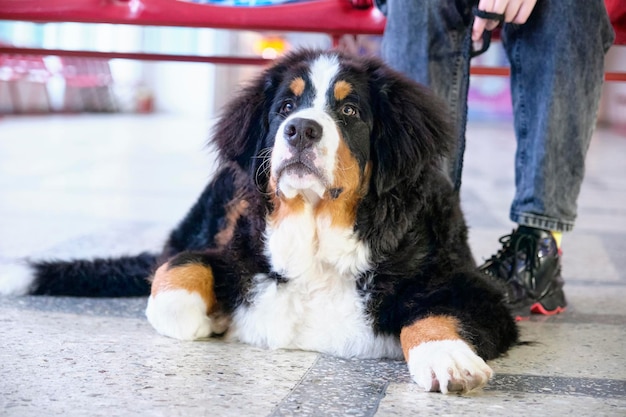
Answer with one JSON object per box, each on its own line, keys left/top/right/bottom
{"left": 551, "top": 231, "right": 562, "bottom": 249}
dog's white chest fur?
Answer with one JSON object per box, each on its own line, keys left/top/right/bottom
{"left": 229, "top": 207, "right": 402, "bottom": 359}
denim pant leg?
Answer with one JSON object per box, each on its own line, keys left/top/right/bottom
{"left": 381, "top": 0, "right": 474, "bottom": 189}
{"left": 502, "top": 0, "right": 615, "bottom": 232}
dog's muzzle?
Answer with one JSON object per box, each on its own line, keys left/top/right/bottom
{"left": 271, "top": 111, "right": 340, "bottom": 201}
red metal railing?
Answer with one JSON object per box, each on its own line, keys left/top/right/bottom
{"left": 0, "top": 0, "right": 624, "bottom": 81}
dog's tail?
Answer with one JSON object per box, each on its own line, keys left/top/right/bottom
{"left": 0, "top": 252, "right": 158, "bottom": 297}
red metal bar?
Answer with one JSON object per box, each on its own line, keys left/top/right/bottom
{"left": 605, "top": 72, "right": 626, "bottom": 82}
{"left": 0, "top": 0, "right": 386, "bottom": 35}
{"left": 470, "top": 66, "right": 510, "bottom": 77}
{"left": 0, "top": 0, "right": 622, "bottom": 40}
{"left": 470, "top": 66, "right": 626, "bottom": 82}
{"left": 3, "top": 47, "right": 625, "bottom": 82}
{"left": 0, "top": 0, "right": 623, "bottom": 81}
{"left": 0, "top": 46, "right": 273, "bottom": 66}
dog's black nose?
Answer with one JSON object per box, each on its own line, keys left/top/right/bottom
{"left": 284, "top": 118, "right": 322, "bottom": 150}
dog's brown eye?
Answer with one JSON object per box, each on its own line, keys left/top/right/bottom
{"left": 341, "top": 104, "right": 359, "bottom": 117}
{"left": 280, "top": 100, "right": 295, "bottom": 114}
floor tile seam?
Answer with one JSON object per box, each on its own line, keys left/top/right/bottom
{"left": 266, "top": 354, "right": 322, "bottom": 417}
{"left": 369, "top": 380, "right": 391, "bottom": 417}
{"left": 487, "top": 373, "right": 626, "bottom": 399}
{"left": 266, "top": 355, "right": 405, "bottom": 417}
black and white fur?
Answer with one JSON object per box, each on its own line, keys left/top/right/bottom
{"left": 1, "top": 49, "right": 518, "bottom": 394}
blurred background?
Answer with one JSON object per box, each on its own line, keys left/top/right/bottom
{"left": 1, "top": 7, "right": 625, "bottom": 128}
{"left": 0, "top": 17, "right": 331, "bottom": 118}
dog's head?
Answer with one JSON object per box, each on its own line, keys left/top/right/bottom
{"left": 212, "top": 49, "right": 453, "bottom": 207}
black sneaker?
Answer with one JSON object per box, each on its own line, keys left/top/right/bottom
{"left": 479, "top": 226, "right": 567, "bottom": 320}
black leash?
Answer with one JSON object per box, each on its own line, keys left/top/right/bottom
{"left": 452, "top": 6, "right": 506, "bottom": 191}
{"left": 471, "top": 6, "right": 506, "bottom": 57}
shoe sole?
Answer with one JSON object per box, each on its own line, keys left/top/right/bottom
{"left": 514, "top": 303, "right": 567, "bottom": 321}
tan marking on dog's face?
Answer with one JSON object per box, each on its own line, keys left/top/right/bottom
{"left": 290, "top": 77, "right": 306, "bottom": 96}
{"left": 316, "top": 138, "right": 365, "bottom": 228}
{"left": 151, "top": 263, "right": 217, "bottom": 314}
{"left": 333, "top": 80, "right": 352, "bottom": 101}
{"left": 215, "top": 199, "right": 250, "bottom": 248}
{"left": 400, "top": 316, "right": 463, "bottom": 361}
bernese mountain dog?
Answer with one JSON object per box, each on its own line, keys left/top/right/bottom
{"left": 2, "top": 49, "right": 518, "bottom": 394}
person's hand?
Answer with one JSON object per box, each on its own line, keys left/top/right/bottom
{"left": 472, "top": 0, "right": 538, "bottom": 42}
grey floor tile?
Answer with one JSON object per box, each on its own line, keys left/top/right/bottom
{"left": 491, "top": 322, "right": 626, "bottom": 379}
{"left": 378, "top": 383, "right": 626, "bottom": 417}
{"left": 0, "top": 299, "right": 318, "bottom": 417}
{"left": 1, "top": 115, "right": 625, "bottom": 416}
{"left": 270, "top": 356, "right": 407, "bottom": 417}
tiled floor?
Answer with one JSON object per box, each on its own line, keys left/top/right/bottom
{"left": 1, "top": 114, "right": 625, "bottom": 416}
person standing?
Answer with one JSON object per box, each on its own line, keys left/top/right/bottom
{"left": 380, "top": 0, "right": 615, "bottom": 318}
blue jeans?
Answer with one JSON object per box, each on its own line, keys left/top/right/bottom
{"left": 381, "top": 0, "right": 615, "bottom": 232}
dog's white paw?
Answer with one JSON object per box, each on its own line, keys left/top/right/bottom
{"left": 146, "top": 289, "right": 215, "bottom": 341}
{"left": 0, "top": 260, "right": 35, "bottom": 296}
{"left": 406, "top": 339, "right": 493, "bottom": 394}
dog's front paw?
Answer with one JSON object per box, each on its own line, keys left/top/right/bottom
{"left": 145, "top": 289, "right": 216, "bottom": 340}
{"left": 406, "top": 340, "right": 493, "bottom": 394}
{"left": 146, "top": 260, "right": 227, "bottom": 341}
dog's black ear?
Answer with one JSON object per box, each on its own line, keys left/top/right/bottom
{"left": 211, "top": 69, "right": 278, "bottom": 173}
{"left": 368, "top": 64, "right": 455, "bottom": 195}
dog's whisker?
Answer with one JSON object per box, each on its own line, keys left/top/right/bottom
{"left": 253, "top": 149, "right": 273, "bottom": 194}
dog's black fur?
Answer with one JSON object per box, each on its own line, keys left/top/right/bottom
{"left": 24, "top": 49, "right": 517, "bottom": 363}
